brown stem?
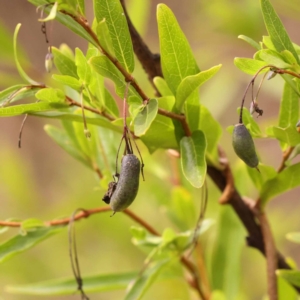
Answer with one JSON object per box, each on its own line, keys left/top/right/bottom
{"left": 277, "top": 146, "right": 294, "bottom": 173}
{"left": 66, "top": 96, "right": 115, "bottom": 121}
{"left": 256, "top": 207, "right": 278, "bottom": 300}
{"left": 120, "top": 0, "right": 163, "bottom": 86}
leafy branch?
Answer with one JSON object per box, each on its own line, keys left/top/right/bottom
{"left": 0, "top": 207, "right": 207, "bottom": 299}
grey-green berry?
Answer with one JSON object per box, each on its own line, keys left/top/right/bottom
{"left": 232, "top": 123, "right": 259, "bottom": 168}
{"left": 110, "top": 154, "right": 140, "bottom": 213}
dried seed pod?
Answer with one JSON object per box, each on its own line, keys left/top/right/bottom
{"left": 232, "top": 123, "right": 259, "bottom": 168}
{"left": 110, "top": 154, "right": 140, "bottom": 213}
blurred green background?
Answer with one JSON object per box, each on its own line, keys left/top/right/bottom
{"left": 0, "top": 0, "right": 300, "bottom": 299}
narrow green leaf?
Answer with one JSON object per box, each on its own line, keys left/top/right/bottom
{"left": 21, "top": 219, "right": 45, "bottom": 231}
{"left": 52, "top": 74, "right": 81, "bottom": 91}
{"left": 153, "top": 77, "right": 174, "bottom": 96}
{"left": 96, "top": 18, "right": 115, "bottom": 57}
{"left": 261, "top": 163, "right": 300, "bottom": 204}
{"left": 247, "top": 163, "right": 277, "bottom": 191}
{"left": 6, "top": 272, "right": 137, "bottom": 296}
{"left": 45, "top": 125, "right": 91, "bottom": 168}
{"left": 272, "top": 125, "right": 300, "bottom": 146}
{"left": 34, "top": 110, "right": 122, "bottom": 133}
{"left": 52, "top": 47, "right": 78, "bottom": 78}
{"left": 0, "top": 85, "right": 41, "bottom": 105}
{"left": 281, "top": 74, "right": 300, "bottom": 97}
{"left": 260, "top": 0, "right": 299, "bottom": 63}
{"left": 157, "top": 4, "right": 199, "bottom": 94}
{"left": 263, "top": 35, "right": 276, "bottom": 50}
{"left": 211, "top": 206, "right": 245, "bottom": 300}
{"left": 176, "top": 64, "right": 221, "bottom": 112}
{"left": 286, "top": 232, "right": 300, "bottom": 244}
{"left": 234, "top": 57, "right": 269, "bottom": 75}
{"left": 134, "top": 99, "right": 158, "bottom": 136}
{"left": 89, "top": 55, "right": 139, "bottom": 99}
{"left": 38, "top": 2, "right": 58, "bottom": 22}
{"left": 0, "top": 102, "right": 68, "bottom": 117}
{"left": 93, "top": 0, "right": 134, "bottom": 73}
{"left": 75, "top": 48, "right": 92, "bottom": 85}
{"left": 124, "top": 259, "right": 171, "bottom": 300}
{"left": 0, "top": 226, "right": 64, "bottom": 263}
{"left": 238, "top": 35, "right": 261, "bottom": 50}
{"left": 198, "top": 104, "right": 222, "bottom": 154}
{"left": 278, "top": 275, "right": 298, "bottom": 300}
{"left": 277, "top": 270, "right": 300, "bottom": 288}
{"left": 256, "top": 49, "right": 291, "bottom": 68}
{"left": 281, "top": 50, "right": 299, "bottom": 66}
{"left": 29, "top": 0, "right": 97, "bottom": 46}
{"left": 13, "top": 24, "right": 39, "bottom": 85}
{"left": 168, "top": 186, "right": 196, "bottom": 230}
{"left": 279, "top": 82, "right": 299, "bottom": 128}
{"left": 35, "top": 88, "right": 65, "bottom": 102}
{"left": 210, "top": 291, "right": 227, "bottom": 300}
{"left": 180, "top": 130, "right": 207, "bottom": 188}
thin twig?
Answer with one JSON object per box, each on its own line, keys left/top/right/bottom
{"left": 68, "top": 209, "right": 89, "bottom": 300}
{"left": 277, "top": 146, "right": 294, "bottom": 173}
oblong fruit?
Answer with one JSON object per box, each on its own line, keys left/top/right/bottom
{"left": 110, "top": 154, "right": 140, "bottom": 213}
{"left": 232, "top": 123, "right": 259, "bottom": 168}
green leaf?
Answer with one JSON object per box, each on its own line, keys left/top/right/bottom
{"left": 45, "top": 125, "right": 91, "bottom": 168}
{"left": 286, "top": 232, "right": 300, "bottom": 244}
{"left": 211, "top": 206, "right": 245, "bottom": 300}
{"left": 134, "top": 99, "right": 158, "bottom": 136}
{"left": 13, "top": 24, "right": 39, "bottom": 85}
{"left": 52, "top": 74, "right": 82, "bottom": 91}
{"left": 38, "top": 1, "right": 58, "bottom": 22}
{"left": 261, "top": 163, "right": 300, "bottom": 204}
{"left": 21, "top": 219, "right": 45, "bottom": 232}
{"left": 168, "top": 186, "right": 197, "bottom": 230}
{"left": 124, "top": 259, "right": 172, "bottom": 300}
{"left": 234, "top": 57, "right": 269, "bottom": 75}
{"left": 0, "top": 102, "right": 68, "bottom": 117}
{"left": 0, "top": 85, "right": 41, "bottom": 105}
{"left": 29, "top": 0, "right": 97, "bottom": 46}
{"left": 93, "top": 0, "right": 134, "bottom": 73}
{"left": 35, "top": 88, "right": 65, "bottom": 102}
{"left": 238, "top": 35, "right": 261, "bottom": 50}
{"left": 6, "top": 272, "right": 137, "bottom": 295}
{"left": 247, "top": 163, "right": 277, "bottom": 191}
{"left": 256, "top": 49, "right": 291, "bottom": 68}
{"left": 75, "top": 48, "right": 92, "bottom": 85}
{"left": 96, "top": 18, "right": 115, "bottom": 57}
{"left": 260, "top": 0, "right": 299, "bottom": 63}
{"left": 180, "top": 130, "right": 207, "bottom": 188}
{"left": 90, "top": 55, "right": 139, "bottom": 99}
{"left": 176, "top": 64, "right": 222, "bottom": 112}
{"left": 278, "top": 275, "right": 298, "bottom": 300}
{"left": 279, "top": 82, "right": 299, "bottom": 128}
{"left": 198, "top": 105, "right": 222, "bottom": 154}
{"left": 272, "top": 125, "right": 300, "bottom": 146}
{"left": 153, "top": 77, "right": 174, "bottom": 96}
{"left": 35, "top": 110, "right": 122, "bottom": 133}
{"left": 210, "top": 291, "right": 227, "bottom": 300}
{"left": 0, "top": 226, "right": 64, "bottom": 263}
{"left": 277, "top": 270, "right": 300, "bottom": 288}
{"left": 52, "top": 47, "right": 78, "bottom": 78}
{"left": 157, "top": 4, "right": 199, "bottom": 94}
